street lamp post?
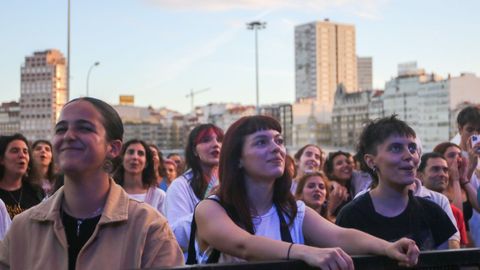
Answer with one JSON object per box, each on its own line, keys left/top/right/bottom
{"left": 67, "top": 0, "right": 70, "bottom": 100}
{"left": 86, "top": 61, "right": 100, "bottom": 97}
{"left": 246, "top": 21, "right": 266, "bottom": 115}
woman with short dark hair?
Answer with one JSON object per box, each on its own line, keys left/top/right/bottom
{"left": 336, "top": 116, "right": 457, "bottom": 250}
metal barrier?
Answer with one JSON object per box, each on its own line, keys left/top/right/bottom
{"left": 155, "top": 248, "right": 480, "bottom": 270}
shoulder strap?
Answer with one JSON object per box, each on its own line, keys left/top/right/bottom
{"left": 186, "top": 197, "right": 222, "bottom": 265}
{"left": 275, "top": 204, "right": 293, "bottom": 243}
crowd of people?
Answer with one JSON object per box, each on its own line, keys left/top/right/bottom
{"left": 0, "top": 96, "right": 479, "bottom": 269}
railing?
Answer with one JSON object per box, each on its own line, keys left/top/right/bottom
{"left": 156, "top": 248, "right": 480, "bottom": 270}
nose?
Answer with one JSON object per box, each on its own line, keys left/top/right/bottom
{"left": 18, "top": 151, "right": 27, "bottom": 158}
{"left": 63, "top": 127, "right": 76, "bottom": 141}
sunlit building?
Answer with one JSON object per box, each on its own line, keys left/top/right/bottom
{"left": 295, "top": 19, "right": 357, "bottom": 117}
{"left": 20, "top": 50, "right": 67, "bottom": 141}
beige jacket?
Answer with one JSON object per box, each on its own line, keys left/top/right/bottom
{"left": 0, "top": 180, "right": 184, "bottom": 269}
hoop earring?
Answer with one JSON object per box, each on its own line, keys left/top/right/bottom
{"left": 103, "top": 159, "right": 114, "bottom": 174}
{"left": 372, "top": 165, "right": 378, "bottom": 174}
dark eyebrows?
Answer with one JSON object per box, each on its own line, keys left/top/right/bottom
{"left": 55, "top": 119, "right": 95, "bottom": 128}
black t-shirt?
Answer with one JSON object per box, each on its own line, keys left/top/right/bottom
{"left": 62, "top": 211, "right": 101, "bottom": 270}
{"left": 336, "top": 191, "right": 456, "bottom": 250}
{"left": 0, "top": 181, "right": 43, "bottom": 219}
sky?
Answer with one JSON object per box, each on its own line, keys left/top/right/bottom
{"left": 1, "top": 0, "right": 479, "bottom": 114}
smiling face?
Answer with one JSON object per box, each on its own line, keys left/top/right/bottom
{"left": 195, "top": 130, "right": 222, "bottom": 168}
{"left": 297, "top": 146, "right": 322, "bottom": 174}
{"left": 32, "top": 142, "right": 52, "bottom": 168}
{"left": 299, "top": 175, "right": 327, "bottom": 211}
{"left": 366, "top": 135, "right": 419, "bottom": 189}
{"left": 123, "top": 143, "right": 147, "bottom": 176}
{"left": 52, "top": 100, "right": 112, "bottom": 175}
{"left": 332, "top": 154, "right": 353, "bottom": 182}
{"left": 1, "top": 140, "right": 30, "bottom": 178}
{"left": 421, "top": 157, "right": 449, "bottom": 193}
{"left": 240, "top": 129, "right": 286, "bottom": 182}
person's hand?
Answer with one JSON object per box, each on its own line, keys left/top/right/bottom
{"left": 327, "top": 182, "right": 349, "bottom": 214}
{"left": 449, "top": 157, "right": 461, "bottom": 183}
{"left": 293, "top": 245, "right": 354, "bottom": 270}
{"left": 458, "top": 156, "right": 469, "bottom": 183}
{"left": 385, "top": 238, "right": 419, "bottom": 268}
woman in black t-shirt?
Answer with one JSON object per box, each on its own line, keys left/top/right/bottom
{"left": 336, "top": 116, "right": 457, "bottom": 250}
{"left": 0, "top": 134, "right": 43, "bottom": 219}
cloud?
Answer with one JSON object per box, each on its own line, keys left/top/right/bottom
{"left": 144, "top": 0, "right": 389, "bottom": 19}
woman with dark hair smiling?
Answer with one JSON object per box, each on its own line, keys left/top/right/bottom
{"left": 336, "top": 116, "right": 457, "bottom": 250}
{"left": 165, "top": 123, "right": 223, "bottom": 254}
{"left": 114, "top": 139, "right": 166, "bottom": 215}
{"left": 0, "top": 97, "right": 182, "bottom": 269}
{"left": 191, "top": 115, "right": 419, "bottom": 269}
{"left": 323, "top": 151, "right": 354, "bottom": 221}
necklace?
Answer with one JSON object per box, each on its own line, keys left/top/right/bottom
{"left": 75, "top": 207, "right": 103, "bottom": 237}
{"left": 8, "top": 186, "right": 23, "bottom": 208}
{"left": 61, "top": 204, "right": 104, "bottom": 237}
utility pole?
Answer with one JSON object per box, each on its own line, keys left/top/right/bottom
{"left": 246, "top": 21, "right": 266, "bottom": 114}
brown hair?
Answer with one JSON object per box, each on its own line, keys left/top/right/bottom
{"left": 217, "top": 115, "right": 297, "bottom": 234}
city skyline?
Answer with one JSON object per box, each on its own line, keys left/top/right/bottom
{"left": 1, "top": 0, "right": 479, "bottom": 114}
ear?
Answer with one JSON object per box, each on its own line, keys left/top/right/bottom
{"left": 363, "top": 153, "right": 376, "bottom": 170}
{"left": 106, "top": 139, "right": 122, "bottom": 159}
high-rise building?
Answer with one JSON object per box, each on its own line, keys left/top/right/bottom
{"left": 295, "top": 19, "right": 357, "bottom": 112}
{"left": 20, "top": 50, "right": 67, "bottom": 141}
{"left": 357, "top": 56, "right": 373, "bottom": 90}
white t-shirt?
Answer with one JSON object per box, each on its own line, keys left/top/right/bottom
{"left": 128, "top": 187, "right": 166, "bottom": 216}
{"left": 196, "top": 200, "right": 306, "bottom": 264}
{"left": 165, "top": 170, "right": 219, "bottom": 253}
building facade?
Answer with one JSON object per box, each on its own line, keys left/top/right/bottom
{"left": 0, "top": 101, "right": 21, "bottom": 136}
{"left": 331, "top": 86, "right": 372, "bottom": 149}
{"left": 295, "top": 19, "right": 357, "bottom": 116}
{"left": 383, "top": 63, "right": 480, "bottom": 151}
{"left": 19, "top": 50, "right": 67, "bottom": 141}
{"left": 260, "top": 103, "right": 293, "bottom": 147}
{"left": 357, "top": 56, "right": 373, "bottom": 90}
